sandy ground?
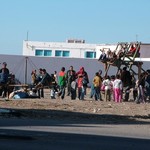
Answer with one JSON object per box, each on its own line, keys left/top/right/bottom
{"left": 0, "top": 88, "right": 150, "bottom": 123}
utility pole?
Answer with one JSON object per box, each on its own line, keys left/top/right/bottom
{"left": 25, "top": 57, "right": 28, "bottom": 84}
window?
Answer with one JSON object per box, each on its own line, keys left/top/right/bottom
{"left": 44, "top": 50, "right": 52, "bottom": 56}
{"left": 55, "top": 50, "right": 70, "bottom": 57}
{"left": 85, "top": 51, "right": 96, "bottom": 58}
{"left": 63, "top": 51, "right": 70, "bottom": 57}
{"left": 35, "top": 49, "right": 43, "bottom": 56}
{"left": 55, "top": 50, "right": 62, "bottom": 56}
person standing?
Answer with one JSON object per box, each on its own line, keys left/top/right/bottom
{"left": 70, "top": 77, "right": 77, "bottom": 100}
{"left": 145, "top": 70, "right": 150, "bottom": 102}
{"left": 102, "top": 76, "right": 112, "bottom": 101}
{"left": 36, "top": 68, "right": 43, "bottom": 98}
{"left": 58, "top": 67, "right": 66, "bottom": 100}
{"left": 66, "top": 66, "right": 76, "bottom": 96}
{"left": 92, "top": 72, "right": 102, "bottom": 101}
{"left": 76, "top": 67, "right": 89, "bottom": 100}
{"left": 0, "top": 62, "right": 10, "bottom": 98}
{"left": 121, "top": 67, "right": 132, "bottom": 101}
{"left": 50, "top": 73, "right": 58, "bottom": 99}
{"left": 31, "top": 69, "right": 37, "bottom": 88}
{"left": 113, "top": 74, "right": 123, "bottom": 103}
{"left": 136, "top": 73, "right": 146, "bottom": 104}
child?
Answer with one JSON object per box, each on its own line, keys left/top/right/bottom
{"left": 102, "top": 76, "right": 112, "bottom": 101}
{"left": 113, "top": 74, "right": 123, "bottom": 103}
{"left": 70, "top": 77, "right": 77, "bottom": 100}
{"left": 92, "top": 72, "right": 101, "bottom": 101}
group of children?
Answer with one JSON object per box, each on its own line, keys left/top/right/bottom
{"left": 91, "top": 73, "right": 123, "bottom": 103}
{"left": 91, "top": 68, "right": 150, "bottom": 104}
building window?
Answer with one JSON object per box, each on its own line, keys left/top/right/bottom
{"left": 44, "top": 50, "right": 52, "bottom": 56}
{"left": 55, "top": 50, "right": 70, "bottom": 57}
{"left": 85, "top": 51, "right": 96, "bottom": 58}
{"left": 35, "top": 49, "right": 43, "bottom": 56}
{"left": 55, "top": 50, "right": 62, "bottom": 57}
{"left": 63, "top": 51, "right": 70, "bottom": 57}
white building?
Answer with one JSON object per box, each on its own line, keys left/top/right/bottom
{"left": 23, "top": 39, "right": 119, "bottom": 59}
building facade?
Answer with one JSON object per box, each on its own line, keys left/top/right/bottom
{"left": 23, "top": 39, "right": 119, "bottom": 59}
{"left": 23, "top": 40, "right": 150, "bottom": 60}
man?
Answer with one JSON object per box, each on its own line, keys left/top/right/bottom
{"left": 0, "top": 62, "right": 10, "bottom": 97}
{"left": 36, "top": 68, "right": 44, "bottom": 98}
{"left": 36, "top": 68, "right": 51, "bottom": 98}
{"left": 121, "top": 67, "right": 132, "bottom": 101}
{"left": 0, "top": 62, "right": 9, "bottom": 83}
{"left": 58, "top": 67, "right": 66, "bottom": 100}
{"left": 66, "top": 66, "right": 76, "bottom": 96}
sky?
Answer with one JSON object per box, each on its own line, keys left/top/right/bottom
{"left": 0, "top": 0, "right": 150, "bottom": 55}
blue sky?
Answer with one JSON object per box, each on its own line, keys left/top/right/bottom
{"left": 0, "top": 0, "right": 150, "bottom": 55}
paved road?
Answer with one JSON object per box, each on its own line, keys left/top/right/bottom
{"left": 0, "top": 118, "right": 150, "bottom": 150}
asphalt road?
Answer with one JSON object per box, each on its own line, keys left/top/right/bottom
{"left": 0, "top": 118, "right": 150, "bottom": 150}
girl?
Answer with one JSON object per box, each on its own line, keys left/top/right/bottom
{"left": 113, "top": 74, "right": 123, "bottom": 103}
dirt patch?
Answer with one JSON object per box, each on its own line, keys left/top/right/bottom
{"left": 0, "top": 89, "right": 150, "bottom": 123}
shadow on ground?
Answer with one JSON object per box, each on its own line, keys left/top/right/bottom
{"left": 0, "top": 108, "right": 150, "bottom": 125}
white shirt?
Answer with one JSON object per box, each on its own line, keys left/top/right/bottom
{"left": 102, "top": 79, "right": 112, "bottom": 90}
{"left": 113, "top": 79, "right": 122, "bottom": 89}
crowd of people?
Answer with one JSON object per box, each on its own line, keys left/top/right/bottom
{"left": 0, "top": 61, "right": 150, "bottom": 104}
{"left": 30, "top": 66, "right": 89, "bottom": 100}
{"left": 29, "top": 65, "right": 150, "bottom": 104}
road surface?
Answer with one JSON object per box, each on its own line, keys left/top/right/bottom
{"left": 0, "top": 118, "right": 150, "bottom": 150}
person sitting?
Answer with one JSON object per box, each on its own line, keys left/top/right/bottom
{"left": 107, "top": 51, "right": 120, "bottom": 66}
{"left": 9, "top": 87, "right": 39, "bottom": 99}
{"left": 126, "top": 44, "right": 140, "bottom": 57}
{"left": 9, "top": 87, "right": 29, "bottom": 99}
{"left": 98, "top": 49, "right": 107, "bottom": 62}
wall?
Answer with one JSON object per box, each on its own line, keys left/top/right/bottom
{"left": 0, "top": 54, "right": 118, "bottom": 85}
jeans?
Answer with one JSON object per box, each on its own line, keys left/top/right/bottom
{"left": 123, "top": 86, "right": 130, "bottom": 101}
{"left": 78, "top": 87, "right": 84, "bottom": 100}
{"left": 94, "top": 86, "right": 100, "bottom": 100}
{"left": 58, "top": 85, "right": 65, "bottom": 99}
{"left": 90, "top": 84, "right": 95, "bottom": 98}
{"left": 38, "top": 88, "right": 44, "bottom": 98}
